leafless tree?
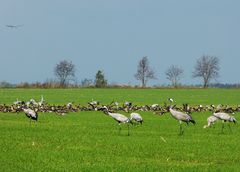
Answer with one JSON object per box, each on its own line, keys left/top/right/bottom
{"left": 192, "top": 55, "right": 220, "bottom": 88}
{"left": 54, "top": 60, "right": 75, "bottom": 87}
{"left": 134, "top": 56, "right": 156, "bottom": 87}
{"left": 81, "top": 78, "right": 93, "bottom": 87}
{"left": 165, "top": 65, "right": 184, "bottom": 88}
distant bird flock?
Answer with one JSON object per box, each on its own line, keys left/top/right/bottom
{"left": 0, "top": 96, "right": 238, "bottom": 135}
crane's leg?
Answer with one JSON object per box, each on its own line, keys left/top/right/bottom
{"left": 179, "top": 121, "right": 183, "bottom": 135}
{"left": 228, "top": 123, "right": 232, "bottom": 133}
{"left": 118, "top": 123, "right": 121, "bottom": 135}
{"left": 127, "top": 124, "right": 130, "bottom": 136}
{"left": 221, "top": 121, "right": 224, "bottom": 133}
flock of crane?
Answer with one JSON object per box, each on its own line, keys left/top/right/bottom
{"left": 0, "top": 96, "right": 238, "bottom": 135}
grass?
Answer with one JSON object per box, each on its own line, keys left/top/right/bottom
{"left": 0, "top": 88, "right": 240, "bottom": 171}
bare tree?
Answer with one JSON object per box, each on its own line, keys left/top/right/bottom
{"left": 54, "top": 60, "right": 75, "bottom": 87}
{"left": 165, "top": 65, "right": 184, "bottom": 88}
{"left": 81, "top": 78, "right": 93, "bottom": 87}
{"left": 192, "top": 55, "right": 220, "bottom": 88}
{"left": 134, "top": 56, "right": 156, "bottom": 87}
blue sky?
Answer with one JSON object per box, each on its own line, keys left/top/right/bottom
{"left": 0, "top": 0, "right": 239, "bottom": 85}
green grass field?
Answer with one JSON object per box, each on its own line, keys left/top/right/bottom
{"left": 1, "top": 88, "right": 240, "bottom": 171}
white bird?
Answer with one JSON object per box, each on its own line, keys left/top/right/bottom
{"left": 102, "top": 106, "right": 132, "bottom": 136}
{"left": 151, "top": 104, "right": 159, "bottom": 111}
{"left": 67, "top": 102, "right": 73, "bottom": 109}
{"left": 213, "top": 112, "right": 237, "bottom": 132}
{"left": 88, "top": 99, "right": 99, "bottom": 110}
{"left": 169, "top": 98, "right": 174, "bottom": 103}
{"left": 23, "top": 107, "right": 38, "bottom": 123}
{"left": 124, "top": 101, "right": 132, "bottom": 107}
{"left": 169, "top": 106, "right": 196, "bottom": 135}
{"left": 203, "top": 116, "right": 218, "bottom": 129}
{"left": 130, "top": 112, "right": 143, "bottom": 124}
{"left": 110, "top": 101, "right": 119, "bottom": 110}
{"left": 89, "top": 99, "right": 99, "bottom": 105}
{"left": 13, "top": 98, "right": 23, "bottom": 105}
{"left": 38, "top": 95, "right": 45, "bottom": 106}
{"left": 26, "top": 98, "right": 38, "bottom": 107}
{"left": 123, "top": 101, "right": 132, "bottom": 112}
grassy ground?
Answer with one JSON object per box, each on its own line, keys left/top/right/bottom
{"left": 0, "top": 88, "right": 239, "bottom": 105}
{"left": 0, "top": 88, "right": 240, "bottom": 171}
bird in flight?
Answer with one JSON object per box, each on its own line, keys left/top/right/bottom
{"left": 5, "top": 25, "right": 23, "bottom": 29}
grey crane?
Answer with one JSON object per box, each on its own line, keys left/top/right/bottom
{"left": 23, "top": 107, "right": 38, "bottom": 124}
{"left": 203, "top": 116, "right": 218, "bottom": 129}
{"left": 168, "top": 98, "right": 195, "bottom": 135}
{"left": 130, "top": 112, "right": 143, "bottom": 125}
{"left": 213, "top": 112, "right": 237, "bottom": 133}
{"left": 102, "top": 106, "right": 132, "bottom": 136}
{"left": 169, "top": 106, "right": 196, "bottom": 135}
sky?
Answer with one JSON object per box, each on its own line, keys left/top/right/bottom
{"left": 0, "top": 0, "right": 240, "bottom": 86}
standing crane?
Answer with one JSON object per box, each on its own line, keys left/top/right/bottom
{"left": 168, "top": 98, "right": 195, "bottom": 135}
{"left": 102, "top": 106, "right": 132, "bottom": 136}
{"left": 130, "top": 112, "right": 143, "bottom": 125}
{"left": 213, "top": 112, "right": 237, "bottom": 133}
{"left": 23, "top": 107, "right": 38, "bottom": 124}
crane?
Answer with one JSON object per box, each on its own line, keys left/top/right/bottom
{"left": 102, "top": 106, "right": 132, "bottom": 136}
{"left": 169, "top": 106, "right": 196, "bottom": 135}
{"left": 23, "top": 107, "right": 38, "bottom": 124}
{"left": 168, "top": 98, "right": 195, "bottom": 135}
{"left": 203, "top": 116, "right": 218, "bottom": 129}
{"left": 213, "top": 112, "right": 237, "bottom": 133}
{"left": 6, "top": 25, "right": 23, "bottom": 29}
{"left": 130, "top": 112, "right": 143, "bottom": 125}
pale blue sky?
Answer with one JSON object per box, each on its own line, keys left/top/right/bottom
{"left": 0, "top": 0, "right": 239, "bottom": 85}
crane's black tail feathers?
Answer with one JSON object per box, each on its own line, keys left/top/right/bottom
{"left": 190, "top": 119, "right": 196, "bottom": 125}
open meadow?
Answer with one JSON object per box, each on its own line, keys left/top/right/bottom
{"left": 1, "top": 88, "right": 240, "bottom": 171}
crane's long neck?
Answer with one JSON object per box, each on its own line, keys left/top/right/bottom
{"left": 169, "top": 106, "right": 175, "bottom": 113}
{"left": 107, "top": 111, "right": 115, "bottom": 118}
{"left": 41, "top": 95, "right": 44, "bottom": 102}
{"left": 103, "top": 109, "right": 112, "bottom": 116}
{"left": 169, "top": 108, "right": 178, "bottom": 119}
{"left": 169, "top": 108, "right": 174, "bottom": 115}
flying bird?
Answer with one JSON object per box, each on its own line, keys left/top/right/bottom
{"left": 6, "top": 25, "right": 23, "bottom": 29}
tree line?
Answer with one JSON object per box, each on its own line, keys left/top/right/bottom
{"left": 0, "top": 55, "right": 233, "bottom": 89}
{"left": 53, "top": 55, "right": 220, "bottom": 88}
